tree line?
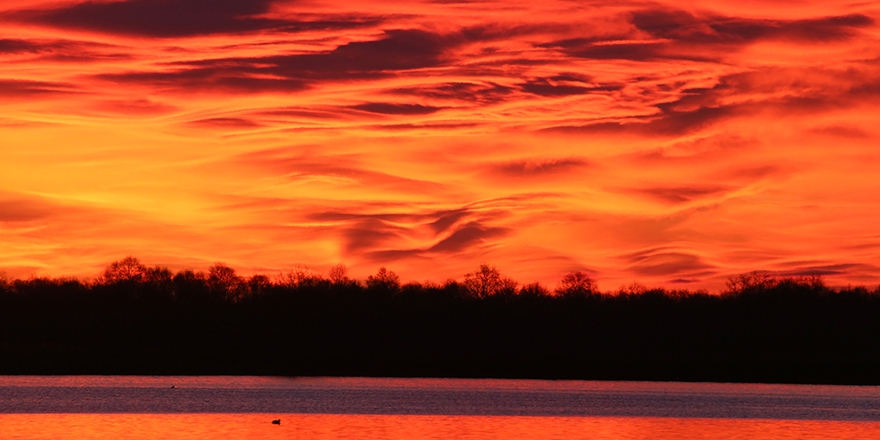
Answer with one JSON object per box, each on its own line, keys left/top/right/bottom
{"left": 2, "top": 257, "right": 880, "bottom": 384}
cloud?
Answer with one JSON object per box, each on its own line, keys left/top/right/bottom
{"left": 543, "top": 9, "right": 873, "bottom": 62}
{"left": 11, "top": 0, "right": 386, "bottom": 38}
{"left": 428, "top": 222, "right": 508, "bottom": 253}
{"left": 14, "top": 0, "right": 278, "bottom": 37}
{"left": 185, "top": 117, "right": 264, "bottom": 129}
{"left": 540, "top": 73, "right": 751, "bottom": 136}
{"left": 714, "top": 13, "right": 873, "bottom": 43}
{"left": 0, "top": 195, "right": 57, "bottom": 222}
{"left": 809, "top": 125, "right": 871, "bottom": 139}
{"left": 745, "top": 262, "right": 880, "bottom": 285}
{"left": 0, "top": 38, "right": 43, "bottom": 53}
{"left": 519, "top": 75, "right": 623, "bottom": 97}
{"left": 257, "top": 107, "right": 352, "bottom": 121}
{"left": 350, "top": 103, "right": 443, "bottom": 115}
{"left": 388, "top": 82, "right": 514, "bottom": 104}
{"left": 623, "top": 248, "right": 716, "bottom": 277}
{"left": 362, "top": 221, "right": 510, "bottom": 262}
{"left": 303, "top": 204, "right": 511, "bottom": 262}
{"left": 668, "top": 278, "right": 700, "bottom": 284}
{"left": 631, "top": 9, "right": 873, "bottom": 44}
{"left": 488, "top": 158, "right": 591, "bottom": 179}
{"left": 343, "top": 219, "right": 405, "bottom": 253}
{"left": 721, "top": 165, "right": 784, "bottom": 181}
{"left": 97, "top": 29, "right": 460, "bottom": 92}
{"left": 546, "top": 104, "right": 733, "bottom": 137}
{"left": 544, "top": 40, "right": 677, "bottom": 62}
{"left": 0, "top": 38, "right": 128, "bottom": 63}
{"left": 0, "top": 79, "right": 77, "bottom": 98}
{"left": 630, "top": 185, "right": 731, "bottom": 204}
{"left": 307, "top": 210, "right": 425, "bottom": 224}
{"left": 90, "top": 99, "right": 178, "bottom": 116}
{"left": 233, "top": 148, "right": 448, "bottom": 194}
{"left": 428, "top": 210, "right": 469, "bottom": 234}
{"left": 368, "top": 121, "right": 480, "bottom": 131}
{"left": 97, "top": 67, "right": 309, "bottom": 93}
{"left": 91, "top": 16, "right": 552, "bottom": 94}
{"left": 263, "top": 29, "right": 453, "bottom": 76}
{"left": 0, "top": 118, "right": 57, "bottom": 128}
{"left": 628, "top": 135, "right": 758, "bottom": 166}
{"left": 545, "top": 62, "right": 880, "bottom": 138}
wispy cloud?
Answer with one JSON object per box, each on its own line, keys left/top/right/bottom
{"left": 0, "top": 79, "right": 78, "bottom": 98}
{"left": 623, "top": 248, "right": 717, "bottom": 278}
{"left": 13, "top": 0, "right": 280, "bottom": 37}
{"left": 1, "top": 0, "right": 879, "bottom": 290}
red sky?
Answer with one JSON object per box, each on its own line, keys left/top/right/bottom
{"left": 1, "top": 0, "right": 879, "bottom": 290}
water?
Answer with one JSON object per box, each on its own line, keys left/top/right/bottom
{"left": 2, "top": 376, "right": 880, "bottom": 439}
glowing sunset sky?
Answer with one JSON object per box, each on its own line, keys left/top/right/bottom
{"left": 2, "top": 0, "right": 879, "bottom": 290}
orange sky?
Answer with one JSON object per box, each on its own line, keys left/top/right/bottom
{"left": 1, "top": 0, "right": 879, "bottom": 290}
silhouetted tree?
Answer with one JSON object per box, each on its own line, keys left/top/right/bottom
{"left": 208, "top": 263, "right": 245, "bottom": 302}
{"left": 555, "top": 271, "right": 598, "bottom": 298}
{"left": 278, "top": 265, "right": 322, "bottom": 288}
{"left": 140, "top": 265, "right": 174, "bottom": 305}
{"left": 366, "top": 267, "right": 400, "bottom": 294}
{"left": 0, "top": 271, "right": 9, "bottom": 294}
{"left": 495, "top": 278, "right": 519, "bottom": 299}
{"left": 328, "top": 264, "right": 350, "bottom": 285}
{"left": 725, "top": 271, "right": 777, "bottom": 295}
{"left": 462, "top": 264, "right": 517, "bottom": 299}
{"left": 520, "top": 282, "right": 550, "bottom": 298}
{"left": 439, "top": 279, "right": 464, "bottom": 299}
{"left": 618, "top": 282, "right": 648, "bottom": 297}
{"left": 399, "top": 281, "right": 426, "bottom": 298}
{"left": 172, "top": 269, "right": 211, "bottom": 306}
{"left": 144, "top": 265, "right": 173, "bottom": 284}
{"left": 798, "top": 274, "right": 827, "bottom": 291}
{"left": 6, "top": 256, "right": 880, "bottom": 384}
{"left": 101, "top": 256, "right": 147, "bottom": 284}
{"left": 247, "top": 274, "right": 272, "bottom": 296}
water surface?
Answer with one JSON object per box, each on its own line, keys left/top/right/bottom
{"left": 2, "top": 376, "right": 880, "bottom": 439}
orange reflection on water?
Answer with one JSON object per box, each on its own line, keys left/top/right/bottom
{"left": 1, "top": 414, "right": 878, "bottom": 440}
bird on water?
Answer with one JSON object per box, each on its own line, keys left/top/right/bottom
{"left": 272, "top": 419, "right": 281, "bottom": 425}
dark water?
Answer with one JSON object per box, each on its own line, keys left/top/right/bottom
{"left": 3, "top": 376, "right": 880, "bottom": 419}
{"left": 2, "top": 377, "right": 880, "bottom": 439}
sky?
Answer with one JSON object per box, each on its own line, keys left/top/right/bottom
{"left": 1, "top": 0, "right": 879, "bottom": 291}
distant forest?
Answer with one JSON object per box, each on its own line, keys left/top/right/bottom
{"left": 3, "top": 257, "right": 880, "bottom": 384}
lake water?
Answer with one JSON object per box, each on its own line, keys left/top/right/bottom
{"left": 2, "top": 376, "right": 880, "bottom": 439}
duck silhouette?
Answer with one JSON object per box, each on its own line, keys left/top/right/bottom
{"left": 272, "top": 419, "right": 281, "bottom": 425}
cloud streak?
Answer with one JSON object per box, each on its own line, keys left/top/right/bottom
{"left": 14, "top": 0, "right": 279, "bottom": 37}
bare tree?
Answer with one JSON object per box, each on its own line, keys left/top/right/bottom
{"left": 555, "top": 271, "right": 598, "bottom": 297}
{"left": 101, "top": 256, "right": 147, "bottom": 284}
{"left": 618, "top": 282, "right": 648, "bottom": 297}
{"left": 328, "top": 264, "right": 350, "bottom": 285}
{"left": 725, "top": 271, "right": 777, "bottom": 295}
{"left": 797, "top": 273, "right": 826, "bottom": 290}
{"left": 208, "top": 263, "right": 245, "bottom": 301}
{"left": 463, "top": 263, "right": 517, "bottom": 299}
{"left": 278, "top": 264, "right": 321, "bottom": 288}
